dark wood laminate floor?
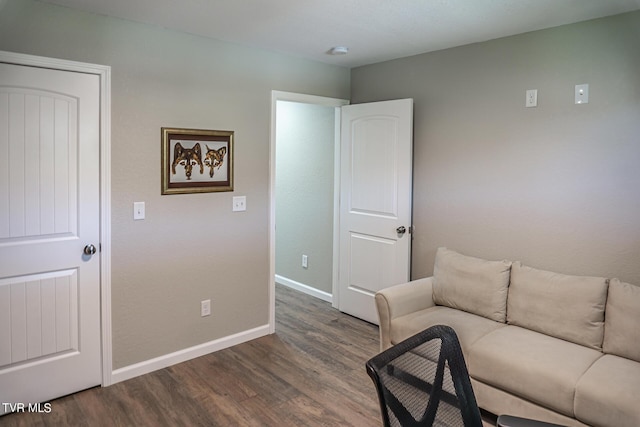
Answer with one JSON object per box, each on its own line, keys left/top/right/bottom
{"left": 1, "top": 285, "right": 383, "bottom": 426}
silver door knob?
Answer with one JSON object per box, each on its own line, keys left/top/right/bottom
{"left": 84, "top": 244, "right": 97, "bottom": 255}
{"left": 396, "top": 226, "right": 406, "bottom": 235}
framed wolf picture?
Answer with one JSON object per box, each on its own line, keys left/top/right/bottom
{"left": 161, "top": 127, "right": 234, "bottom": 194}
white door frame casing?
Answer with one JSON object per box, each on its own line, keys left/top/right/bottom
{"left": 269, "top": 91, "right": 349, "bottom": 332}
{"left": 0, "top": 51, "right": 113, "bottom": 386}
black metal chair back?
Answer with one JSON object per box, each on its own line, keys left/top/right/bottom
{"left": 366, "top": 325, "right": 483, "bottom": 427}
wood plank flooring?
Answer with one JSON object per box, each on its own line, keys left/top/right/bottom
{"left": 1, "top": 285, "right": 383, "bottom": 426}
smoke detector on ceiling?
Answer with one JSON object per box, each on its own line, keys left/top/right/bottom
{"left": 328, "top": 46, "right": 349, "bottom": 55}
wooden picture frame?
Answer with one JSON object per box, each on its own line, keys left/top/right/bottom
{"left": 161, "top": 127, "right": 234, "bottom": 194}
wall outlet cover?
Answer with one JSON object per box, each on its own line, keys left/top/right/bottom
{"left": 201, "top": 299, "right": 211, "bottom": 317}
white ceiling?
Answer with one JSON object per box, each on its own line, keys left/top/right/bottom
{"left": 38, "top": 0, "right": 640, "bottom": 68}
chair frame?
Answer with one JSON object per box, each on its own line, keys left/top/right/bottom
{"left": 366, "top": 325, "right": 483, "bottom": 427}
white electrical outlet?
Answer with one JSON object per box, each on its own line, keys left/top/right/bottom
{"left": 526, "top": 89, "right": 538, "bottom": 108}
{"left": 302, "top": 254, "right": 308, "bottom": 269}
{"left": 201, "top": 299, "right": 211, "bottom": 317}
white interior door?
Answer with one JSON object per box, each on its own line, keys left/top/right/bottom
{"left": 0, "top": 62, "right": 101, "bottom": 413}
{"left": 339, "top": 99, "right": 413, "bottom": 324}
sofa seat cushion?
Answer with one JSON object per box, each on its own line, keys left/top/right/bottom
{"left": 507, "top": 262, "right": 608, "bottom": 350}
{"left": 390, "top": 305, "right": 505, "bottom": 354}
{"left": 603, "top": 279, "right": 640, "bottom": 362}
{"left": 574, "top": 354, "right": 640, "bottom": 427}
{"left": 432, "top": 247, "right": 512, "bottom": 322}
{"left": 467, "top": 325, "right": 602, "bottom": 417}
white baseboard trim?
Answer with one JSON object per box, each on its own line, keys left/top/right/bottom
{"left": 110, "top": 324, "right": 270, "bottom": 385}
{"left": 275, "top": 274, "right": 332, "bottom": 303}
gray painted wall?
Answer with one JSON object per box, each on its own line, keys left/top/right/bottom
{"left": 3, "top": 0, "right": 638, "bottom": 372}
{"left": 275, "top": 101, "right": 335, "bottom": 294}
{"left": 351, "top": 11, "right": 640, "bottom": 284}
{"left": 0, "top": 0, "right": 350, "bottom": 369}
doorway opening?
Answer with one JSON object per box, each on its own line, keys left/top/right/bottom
{"left": 268, "top": 91, "right": 348, "bottom": 332}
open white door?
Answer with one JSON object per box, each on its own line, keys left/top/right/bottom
{"left": 338, "top": 99, "right": 413, "bottom": 324}
{"left": 0, "top": 61, "right": 102, "bottom": 413}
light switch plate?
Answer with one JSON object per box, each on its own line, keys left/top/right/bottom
{"left": 133, "top": 202, "right": 145, "bottom": 220}
{"left": 526, "top": 89, "right": 538, "bottom": 108}
{"left": 575, "top": 84, "right": 589, "bottom": 104}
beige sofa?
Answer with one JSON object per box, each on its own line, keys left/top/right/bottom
{"left": 375, "top": 247, "right": 640, "bottom": 427}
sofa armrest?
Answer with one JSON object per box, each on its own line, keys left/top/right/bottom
{"left": 375, "top": 277, "right": 435, "bottom": 351}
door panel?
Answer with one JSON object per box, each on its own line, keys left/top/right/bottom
{"left": 0, "top": 62, "right": 101, "bottom": 414}
{"left": 339, "top": 99, "right": 413, "bottom": 324}
{"left": 349, "top": 233, "right": 397, "bottom": 291}
{"left": 1, "top": 90, "right": 77, "bottom": 239}
{"left": 351, "top": 116, "right": 398, "bottom": 216}
{"left": 0, "top": 270, "right": 79, "bottom": 366}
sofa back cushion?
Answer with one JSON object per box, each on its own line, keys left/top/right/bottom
{"left": 603, "top": 279, "right": 640, "bottom": 362}
{"left": 507, "top": 262, "right": 608, "bottom": 350}
{"left": 432, "top": 247, "right": 511, "bottom": 322}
